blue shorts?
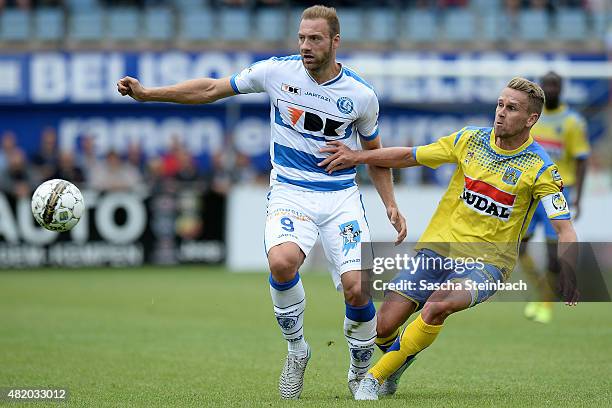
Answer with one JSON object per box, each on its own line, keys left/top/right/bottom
{"left": 389, "top": 249, "right": 505, "bottom": 311}
{"left": 526, "top": 187, "right": 572, "bottom": 240}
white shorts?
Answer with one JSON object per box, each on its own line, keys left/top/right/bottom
{"left": 265, "top": 183, "right": 371, "bottom": 290}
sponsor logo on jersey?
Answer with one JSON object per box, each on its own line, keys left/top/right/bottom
{"left": 304, "top": 90, "right": 331, "bottom": 103}
{"left": 502, "top": 165, "right": 522, "bottom": 186}
{"left": 460, "top": 176, "right": 516, "bottom": 220}
{"left": 337, "top": 96, "right": 354, "bottom": 114}
{"left": 339, "top": 220, "right": 361, "bottom": 255}
{"left": 281, "top": 83, "right": 301, "bottom": 95}
{"left": 278, "top": 99, "right": 352, "bottom": 139}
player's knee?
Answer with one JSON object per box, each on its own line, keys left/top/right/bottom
{"left": 421, "top": 300, "right": 454, "bottom": 324}
{"left": 343, "top": 282, "right": 367, "bottom": 306}
{"left": 268, "top": 252, "right": 299, "bottom": 282}
{"left": 376, "top": 314, "right": 400, "bottom": 339}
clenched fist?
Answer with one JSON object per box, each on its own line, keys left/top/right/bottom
{"left": 117, "top": 76, "right": 147, "bottom": 101}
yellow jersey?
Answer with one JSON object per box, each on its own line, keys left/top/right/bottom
{"left": 530, "top": 104, "right": 589, "bottom": 186}
{"left": 414, "top": 126, "right": 569, "bottom": 277}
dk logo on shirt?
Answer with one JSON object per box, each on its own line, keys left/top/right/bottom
{"left": 278, "top": 99, "right": 352, "bottom": 140}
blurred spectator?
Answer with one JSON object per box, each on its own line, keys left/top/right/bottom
{"left": 77, "top": 135, "right": 100, "bottom": 181}
{"left": 32, "top": 127, "right": 59, "bottom": 182}
{"left": 89, "top": 151, "right": 142, "bottom": 191}
{"left": 53, "top": 151, "right": 85, "bottom": 185}
{"left": 175, "top": 148, "right": 200, "bottom": 182}
{"left": 161, "top": 136, "right": 188, "bottom": 178}
{"left": 126, "top": 142, "right": 146, "bottom": 173}
{"left": 230, "top": 152, "right": 270, "bottom": 185}
{"left": 0, "top": 131, "right": 19, "bottom": 173}
{"left": 0, "top": 150, "right": 35, "bottom": 198}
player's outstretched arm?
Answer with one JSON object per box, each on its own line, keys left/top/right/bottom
{"left": 551, "top": 219, "right": 579, "bottom": 306}
{"left": 318, "top": 141, "right": 419, "bottom": 173}
{"left": 360, "top": 137, "right": 407, "bottom": 245}
{"left": 116, "top": 76, "right": 236, "bottom": 104}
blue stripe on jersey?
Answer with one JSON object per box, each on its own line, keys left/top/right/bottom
{"left": 342, "top": 67, "right": 374, "bottom": 90}
{"left": 273, "top": 143, "right": 356, "bottom": 176}
{"left": 230, "top": 74, "right": 241, "bottom": 94}
{"left": 271, "top": 55, "right": 302, "bottom": 61}
{"left": 276, "top": 174, "right": 355, "bottom": 191}
{"left": 273, "top": 105, "right": 354, "bottom": 142}
{"left": 526, "top": 142, "right": 555, "bottom": 182}
{"left": 551, "top": 213, "right": 571, "bottom": 220}
{"left": 454, "top": 126, "right": 474, "bottom": 145}
{"left": 359, "top": 128, "right": 379, "bottom": 141}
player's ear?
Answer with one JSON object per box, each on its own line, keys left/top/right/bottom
{"left": 526, "top": 112, "right": 540, "bottom": 128}
{"left": 332, "top": 33, "right": 340, "bottom": 50}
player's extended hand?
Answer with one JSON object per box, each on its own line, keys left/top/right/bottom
{"left": 117, "top": 76, "right": 147, "bottom": 102}
{"left": 387, "top": 205, "right": 407, "bottom": 245}
{"left": 558, "top": 267, "right": 579, "bottom": 306}
{"left": 318, "top": 141, "right": 361, "bottom": 174}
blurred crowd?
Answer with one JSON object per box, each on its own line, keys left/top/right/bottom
{"left": 0, "top": 128, "right": 272, "bottom": 198}
{"left": 0, "top": 0, "right": 606, "bottom": 11}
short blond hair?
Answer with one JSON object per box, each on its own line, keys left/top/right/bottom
{"left": 302, "top": 5, "right": 340, "bottom": 38}
{"left": 506, "top": 77, "right": 545, "bottom": 115}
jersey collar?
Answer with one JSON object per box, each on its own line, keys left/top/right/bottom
{"left": 303, "top": 62, "right": 344, "bottom": 86}
{"left": 489, "top": 129, "right": 534, "bottom": 156}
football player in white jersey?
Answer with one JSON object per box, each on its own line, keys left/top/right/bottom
{"left": 117, "top": 5, "right": 406, "bottom": 399}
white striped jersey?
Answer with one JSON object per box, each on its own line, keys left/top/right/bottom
{"left": 230, "top": 55, "right": 379, "bottom": 191}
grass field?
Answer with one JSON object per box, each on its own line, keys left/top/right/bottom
{"left": 0, "top": 266, "right": 610, "bottom": 407}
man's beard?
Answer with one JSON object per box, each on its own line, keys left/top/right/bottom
{"left": 307, "top": 44, "right": 333, "bottom": 73}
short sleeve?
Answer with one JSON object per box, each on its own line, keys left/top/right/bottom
{"left": 230, "top": 59, "right": 271, "bottom": 94}
{"left": 356, "top": 93, "right": 379, "bottom": 141}
{"left": 567, "top": 115, "right": 590, "bottom": 159}
{"left": 533, "top": 164, "right": 564, "bottom": 200}
{"left": 414, "top": 131, "right": 460, "bottom": 169}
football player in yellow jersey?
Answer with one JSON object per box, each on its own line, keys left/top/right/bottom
{"left": 317, "top": 78, "right": 579, "bottom": 400}
{"left": 520, "top": 71, "right": 590, "bottom": 324}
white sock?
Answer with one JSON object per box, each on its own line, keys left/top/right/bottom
{"left": 269, "top": 273, "right": 308, "bottom": 357}
{"left": 345, "top": 300, "right": 377, "bottom": 378}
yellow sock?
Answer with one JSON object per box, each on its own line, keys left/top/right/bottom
{"left": 370, "top": 314, "right": 442, "bottom": 382}
{"left": 375, "top": 327, "right": 401, "bottom": 353}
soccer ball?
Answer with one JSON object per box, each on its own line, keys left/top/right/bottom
{"left": 31, "top": 179, "right": 84, "bottom": 232}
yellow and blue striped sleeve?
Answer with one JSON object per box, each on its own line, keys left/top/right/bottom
{"left": 414, "top": 130, "right": 462, "bottom": 169}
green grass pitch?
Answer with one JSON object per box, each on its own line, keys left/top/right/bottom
{"left": 0, "top": 266, "right": 610, "bottom": 407}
